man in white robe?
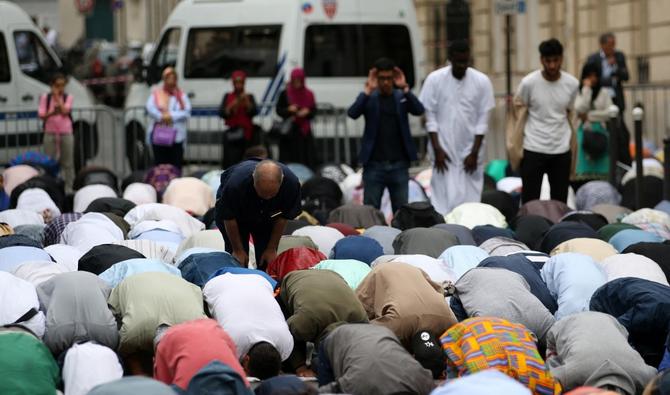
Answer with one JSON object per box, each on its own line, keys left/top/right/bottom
{"left": 419, "top": 40, "right": 495, "bottom": 215}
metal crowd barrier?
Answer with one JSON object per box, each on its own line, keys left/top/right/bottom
{"left": 625, "top": 84, "right": 670, "bottom": 148}
{"left": 0, "top": 106, "right": 126, "bottom": 175}
{"left": 123, "top": 102, "right": 357, "bottom": 172}
{"left": 3, "top": 84, "right": 666, "bottom": 181}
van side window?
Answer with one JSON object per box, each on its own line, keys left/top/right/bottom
{"left": 148, "top": 27, "right": 181, "bottom": 84}
{"left": 304, "top": 24, "right": 415, "bottom": 88}
{"left": 13, "top": 31, "right": 58, "bottom": 84}
{"left": 184, "top": 25, "right": 281, "bottom": 79}
{"left": 0, "top": 33, "right": 10, "bottom": 82}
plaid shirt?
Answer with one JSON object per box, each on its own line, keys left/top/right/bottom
{"left": 43, "top": 213, "right": 82, "bottom": 246}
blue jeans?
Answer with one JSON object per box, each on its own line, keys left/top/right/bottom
{"left": 363, "top": 161, "right": 409, "bottom": 214}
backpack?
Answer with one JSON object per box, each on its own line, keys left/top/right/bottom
{"left": 391, "top": 201, "right": 445, "bottom": 231}
{"left": 301, "top": 177, "right": 343, "bottom": 224}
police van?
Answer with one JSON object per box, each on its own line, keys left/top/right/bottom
{"left": 124, "top": 0, "right": 426, "bottom": 167}
{"left": 0, "top": 1, "right": 96, "bottom": 167}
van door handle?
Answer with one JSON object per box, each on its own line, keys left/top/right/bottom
{"left": 0, "top": 96, "right": 7, "bottom": 103}
{"left": 22, "top": 94, "right": 34, "bottom": 102}
{"left": 187, "top": 92, "right": 195, "bottom": 99}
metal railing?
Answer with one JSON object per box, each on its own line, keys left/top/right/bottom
{"left": 625, "top": 84, "right": 670, "bottom": 149}
{"left": 0, "top": 106, "right": 124, "bottom": 174}
{"left": 2, "top": 83, "right": 669, "bottom": 181}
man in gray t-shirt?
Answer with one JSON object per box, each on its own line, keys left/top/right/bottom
{"left": 515, "top": 38, "right": 579, "bottom": 204}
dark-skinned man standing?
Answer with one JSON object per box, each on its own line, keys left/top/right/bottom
{"left": 215, "top": 159, "right": 301, "bottom": 270}
{"left": 347, "top": 58, "right": 424, "bottom": 214}
{"left": 515, "top": 38, "right": 578, "bottom": 204}
{"left": 419, "top": 40, "right": 495, "bottom": 215}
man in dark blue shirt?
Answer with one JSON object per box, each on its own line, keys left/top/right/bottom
{"left": 347, "top": 58, "right": 424, "bottom": 213}
{"left": 215, "top": 159, "right": 301, "bottom": 269}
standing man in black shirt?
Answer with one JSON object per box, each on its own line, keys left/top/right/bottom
{"left": 215, "top": 159, "right": 301, "bottom": 269}
{"left": 347, "top": 58, "right": 424, "bottom": 213}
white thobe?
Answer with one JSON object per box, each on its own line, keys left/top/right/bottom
{"left": 419, "top": 66, "right": 495, "bottom": 215}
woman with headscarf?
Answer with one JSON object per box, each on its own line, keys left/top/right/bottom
{"left": 276, "top": 68, "right": 317, "bottom": 167}
{"left": 146, "top": 67, "right": 191, "bottom": 169}
{"left": 219, "top": 70, "right": 259, "bottom": 169}
{"left": 574, "top": 62, "right": 614, "bottom": 181}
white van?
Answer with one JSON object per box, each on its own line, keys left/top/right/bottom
{"left": 124, "top": 0, "right": 426, "bottom": 167}
{"left": 0, "top": 1, "right": 96, "bottom": 168}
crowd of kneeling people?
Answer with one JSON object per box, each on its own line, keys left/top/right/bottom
{"left": 0, "top": 159, "right": 669, "bottom": 395}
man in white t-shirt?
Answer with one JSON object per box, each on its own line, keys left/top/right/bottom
{"left": 202, "top": 272, "right": 293, "bottom": 380}
{"left": 516, "top": 38, "right": 579, "bottom": 203}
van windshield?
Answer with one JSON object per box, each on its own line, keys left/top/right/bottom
{"left": 184, "top": 25, "right": 281, "bottom": 79}
{"left": 13, "top": 31, "right": 59, "bottom": 84}
{"left": 304, "top": 24, "right": 415, "bottom": 88}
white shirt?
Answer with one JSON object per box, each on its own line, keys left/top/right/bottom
{"left": 60, "top": 212, "right": 124, "bottom": 254}
{"left": 12, "top": 260, "right": 69, "bottom": 287}
{"left": 0, "top": 209, "right": 44, "bottom": 228}
{"left": 44, "top": 244, "right": 83, "bottom": 271}
{"left": 124, "top": 203, "right": 205, "bottom": 239}
{"left": 372, "top": 254, "right": 457, "bottom": 285}
{"left": 599, "top": 253, "right": 669, "bottom": 286}
{"left": 16, "top": 188, "right": 61, "bottom": 219}
{"left": 420, "top": 66, "right": 495, "bottom": 163}
{"left": 574, "top": 86, "right": 614, "bottom": 123}
{"left": 517, "top": 70, "right": 579, "bottom": 154}
{"left": 0, "top": 271, "right": 45, "bottom": 338}
{"left": 73, "top": 185, "right": 118, "bottom": 214}
{"left": 203, "top": 273, "right": 293, "bottom": 361}
{"left": 62, "top": 342, "right": 124, "bottom": 395}
{"left": 122, "top": 183, "right": 157, "bottom": 206}
{"left": 292, "top": 226, "right": 344, "bottom": 257}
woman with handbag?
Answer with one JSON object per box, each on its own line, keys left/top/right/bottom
{"left": 219, "top": 70, "right": 259, "bottom": 169}
{"left": 276, "top": 68, "right": 317, "bottom": 168}
{"left": 574, "top": 62, "right": 614, "bottom": 181}
{"left": 146, "top": 67, "right": 191, "bottom": 169}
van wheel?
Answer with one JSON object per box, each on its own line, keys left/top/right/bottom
{"left": 126, "top": 121, "right": 151, "bottom": 171}
{"left": 73, "top": 121, "right": 98, "bottom": 173}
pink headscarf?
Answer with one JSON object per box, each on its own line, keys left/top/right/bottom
{"left": 286, "top": 68, "right": 316, "bottom": 136}
{"left": 155, "top": 67, "right": 185, "bottom": 110}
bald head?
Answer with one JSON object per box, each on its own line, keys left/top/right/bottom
{"left": 253, "top": 160, "right": 284, "bottom": 200}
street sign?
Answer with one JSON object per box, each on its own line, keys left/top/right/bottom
{"left": 495, "top": 0, "right": 526, "bottom": 15}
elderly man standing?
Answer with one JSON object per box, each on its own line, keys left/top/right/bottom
{"left": 586, "top": 32, "right": 631, "bottom": 165}
{"left": 215, "top": 159, "right": 301, "bottom": 269}
{"left": 419, "top": 40, "right": 495, "bottom": 214}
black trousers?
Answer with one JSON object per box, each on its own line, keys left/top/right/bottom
{"left": 152, "top": 142, "right": 184, "bottom": 169}
{"left": 521, "top": 149, "right": 572, "bottom": 204}
{"left": 215, "top": 217, "right": 271, "bottom": 270}
{"left": 279, "top": 127, "right": 315, "bottom": 168}
{"left": 222, "top": 138, "right": 249, "bottom": 170}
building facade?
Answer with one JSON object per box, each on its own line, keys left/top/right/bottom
{"left": 416, "top": 0, "right": 670, "bottom": 93}
{"left": 57, "top": 0, "right": 178, "bottom": 48}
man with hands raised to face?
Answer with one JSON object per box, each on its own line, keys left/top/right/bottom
{"left": 419, "top": 40, "right": 495, "bottom": 215}
{"left": 347, "top": 58, "right": 424, "bottom": 214}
